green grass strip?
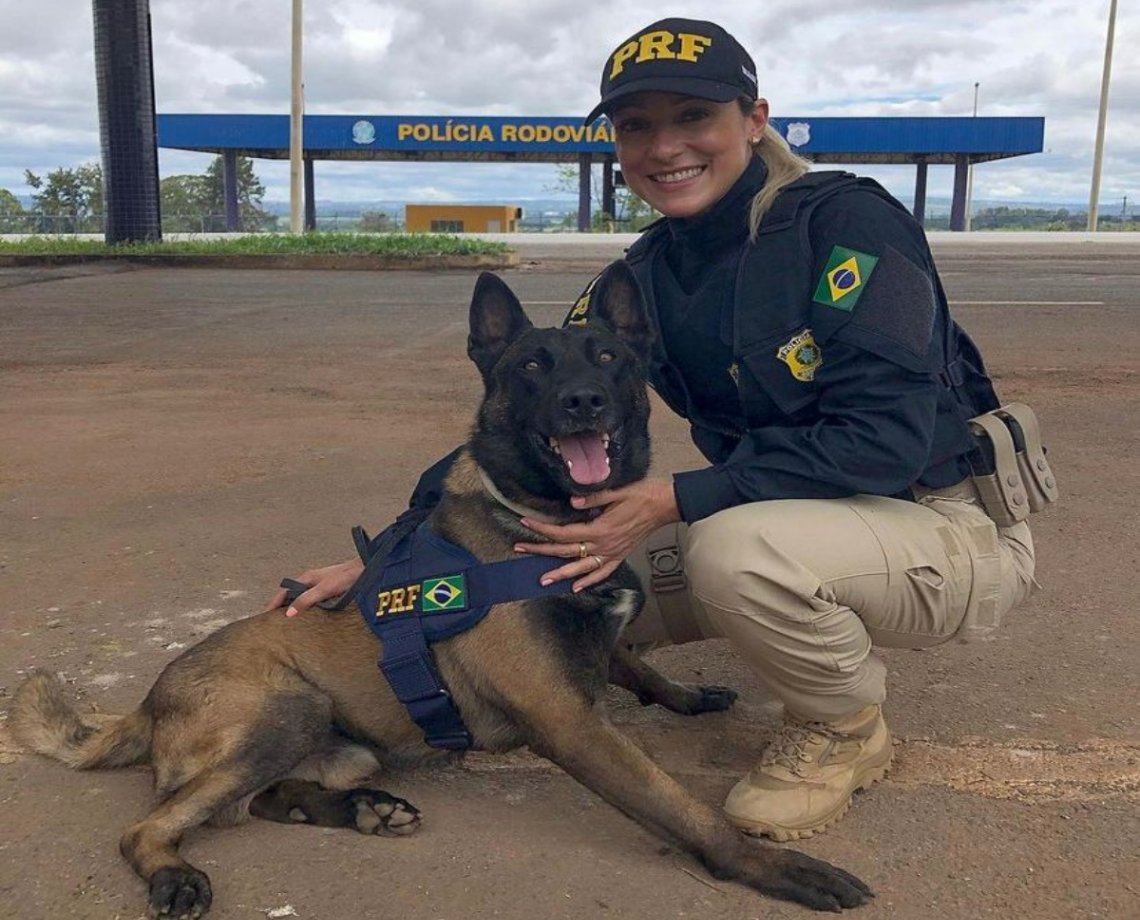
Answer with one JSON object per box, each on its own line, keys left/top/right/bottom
{"left": 0, "top": 232, "right": 509, "bottom": 257}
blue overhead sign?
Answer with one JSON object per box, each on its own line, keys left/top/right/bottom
{"left": 156, "top": 113, "right": 1044, "bottom": 165}
{"left": 159, "top": 115, "right": 617, "bottom": 157}
{"left": 769, "top": 116, "right": 1044, "bottom": 157}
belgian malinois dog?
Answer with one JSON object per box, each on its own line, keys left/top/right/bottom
{"left": 10, "top": 262, "right": 872, "bottom": 918}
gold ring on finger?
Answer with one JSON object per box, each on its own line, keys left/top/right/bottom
{"left": 592, "top": 554, "right": 604, "bottom": 569}
{"left": 578, "top": 541, "right": 588, "bottom": 558}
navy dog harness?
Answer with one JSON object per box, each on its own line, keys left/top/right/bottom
{"left": 282, "top": 514, "right": 574, "bottom": 751}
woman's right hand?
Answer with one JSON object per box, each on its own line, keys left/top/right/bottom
{"left": 263, "top": 558, "right": 364, "bottom": 617}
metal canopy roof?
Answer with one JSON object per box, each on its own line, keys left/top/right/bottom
{"left": 156, "top": 114, "right": 1044, "bottom": 166}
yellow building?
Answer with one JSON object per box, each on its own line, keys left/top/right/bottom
{"left": 405, "top": 204, "right": 523, "bottom": 233}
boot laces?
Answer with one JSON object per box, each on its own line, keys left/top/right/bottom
{"left": 759, "top": 719, "right": 838, "bottom": 772}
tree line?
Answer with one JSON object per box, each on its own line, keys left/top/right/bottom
{"left": 0, "top": 157, "right": 275, "bottom": 233}
{"left": 922, "top": 205, "right": 1138, "bottom": 231}
{"left": 3, "top": 163, "right": 1133, "bottom": 234}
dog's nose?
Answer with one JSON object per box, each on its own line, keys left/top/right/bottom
{"left": 559, "top": 384, "right": 608, "bottom": 419}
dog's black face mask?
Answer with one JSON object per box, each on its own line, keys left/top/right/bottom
{"left": 467, "top": 261, "right": 653, "bottom": 504}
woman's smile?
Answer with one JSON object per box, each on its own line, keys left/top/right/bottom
{"left": 612, "top": 92, "right": 767, "bottom": 219}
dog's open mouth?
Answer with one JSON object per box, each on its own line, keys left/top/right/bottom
{"left": 548, "top": 431, "right": 613, "bottom": 486}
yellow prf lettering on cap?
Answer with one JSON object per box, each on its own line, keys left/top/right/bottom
{"left": 635, "top": 30, "right": 677, "bottom": 65}
{"left": 676, "top": 33, "right": 713, "bottom": 62}
{"left": 609, "top": 31, "right": 713, "bottom": 78}
{"left": 609, "top": 40, "right": 640, "bottom": 79}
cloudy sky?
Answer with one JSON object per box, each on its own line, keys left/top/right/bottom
{"left": 1, "top": 0, "right": 1135, "bottom": 211}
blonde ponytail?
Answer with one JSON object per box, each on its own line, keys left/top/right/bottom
{"left": 747, "top": 123, "right": 812, "bottom": 238}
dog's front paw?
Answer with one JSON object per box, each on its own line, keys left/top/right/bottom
{"left": 763, "top": 849, "right": 874, "bottom": 912}
{"left": 689, "top": 684, "right": 738, "bottom": 713}
{"left": 652, "top": 681, "right": 738, "bottom": 715}
{"left": 348, "top": 788, "right": 422, "bottom": 836}
{"left": 147, "top": 866, "right": 212, "bottom": 919}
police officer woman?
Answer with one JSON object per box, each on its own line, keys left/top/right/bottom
{"left": 510, "top": 17, "right": 1037, "bottom": 841}
{"left": 270, "top": 18, "right": 1037, "bottom": 843}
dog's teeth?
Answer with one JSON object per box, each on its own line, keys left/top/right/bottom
{"left": 549, "top": 437, "right": 561, "bottom": 455}
{"left": 565, "top": 459, "right": 573, "bottom": 469}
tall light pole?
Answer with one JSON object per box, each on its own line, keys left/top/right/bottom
{"left": 1088, "top": 0, "right": 1117, "bottom": 232}
{"left": 289, "top": 0, "right": 304, "bottom": 234}
{"left": 964, "top": 81, "right": 979, "bottom": 232}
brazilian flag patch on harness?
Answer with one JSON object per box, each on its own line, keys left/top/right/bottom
{"left": 812, "top": 245, "right": 879, "bottom": 312}
{"left": 421, "top": 574, "right": 468, "bottom": 612}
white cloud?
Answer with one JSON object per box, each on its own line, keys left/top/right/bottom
{"left": 0, "top": 0, "right": 1135, "bottom": 209}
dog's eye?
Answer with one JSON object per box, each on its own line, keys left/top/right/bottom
{"left": 522, "top": 358, "right": 541, "bottom": 372}
{"left": 597, "top": 351, "right": 616, "bottom": 364}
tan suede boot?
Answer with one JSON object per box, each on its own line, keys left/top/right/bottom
{"left": 724, "top": 704, "right": 893, "bottom": 841}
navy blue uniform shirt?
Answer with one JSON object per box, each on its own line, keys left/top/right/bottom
{"left": 642, "top": 159, "right": 957, "bottom": 523}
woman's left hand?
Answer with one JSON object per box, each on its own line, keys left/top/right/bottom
{"left": 514, "top": 477, "right": 681, "bottom": 592}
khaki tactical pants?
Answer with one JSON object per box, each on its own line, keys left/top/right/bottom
{"left": 624, "top": 481, "right": 1036, "bottom": 722}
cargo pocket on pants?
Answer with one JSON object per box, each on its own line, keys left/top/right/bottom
{"left": 955, "top": 518, "right": 1005, "bottom": 642}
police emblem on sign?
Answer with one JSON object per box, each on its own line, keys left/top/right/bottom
{"left": 352, "top": 120, "right": 377, "bottom": 145}
{"left": 777, "top": 329, "right": 822, "bottom": 382}
{"left": 785, "top": 122, "right": 811, "bottom": 147}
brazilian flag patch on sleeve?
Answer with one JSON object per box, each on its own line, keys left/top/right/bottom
{"left": 812, "top": 245, "right": 879, "bottom": 312}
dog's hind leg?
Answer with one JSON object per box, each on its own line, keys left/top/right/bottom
{"left": 609, "top": 644, "right": 737, "bottom": 715}
{"left": 123, "top": 690, "right": 335, "bottom": 917}
{"left": 120, "top": 765, "right": 266, "bottom": 919}
{"left": 250, "top": 779, "right": 421, "bottom": 836}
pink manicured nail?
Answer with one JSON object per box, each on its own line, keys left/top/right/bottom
{"left": 285, "top": 607, "right": 297, "bottom": 618}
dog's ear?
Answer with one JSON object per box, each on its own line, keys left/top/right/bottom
{"left": 468, "top": 272, "right": 534, "bottom": 380}
{"left": 585, "top": 261, "right": 653, "bottom": 363}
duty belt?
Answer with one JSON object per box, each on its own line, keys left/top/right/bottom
{"left": 912, "top": 402, "right": 1059, "bottom": 527}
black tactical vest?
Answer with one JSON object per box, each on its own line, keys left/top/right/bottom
{"left": 624, "top": 171, "right": 999, "bottom": 482}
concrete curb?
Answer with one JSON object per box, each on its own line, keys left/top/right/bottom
{"left": 0, "top": 251, "right": 519, "bottom": 271}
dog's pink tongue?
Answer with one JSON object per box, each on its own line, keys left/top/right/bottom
{"left": 558, "top": 433, "right": 609, "bottom": 485}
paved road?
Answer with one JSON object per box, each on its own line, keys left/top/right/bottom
{"left": 0, "top": 239, "right": 1137, "bottom": 920}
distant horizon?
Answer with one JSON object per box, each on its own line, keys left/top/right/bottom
{"left": 11, "top": 192, "right": 1132, "bottom": 221}
{"left": 260, "top": 194, "right": 1136, "bottom": 217}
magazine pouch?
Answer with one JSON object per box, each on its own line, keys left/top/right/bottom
{"left": 967, "top": 403, "right": 1058, "bottom": 527}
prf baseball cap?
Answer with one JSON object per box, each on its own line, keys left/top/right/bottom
{"left": 584, "top": 18, "right": 758, "bottom": 124}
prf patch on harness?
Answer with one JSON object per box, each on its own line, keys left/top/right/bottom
{"left": 777, "top": 328, "right": 822, "bottom": 381}
{"left": 376, "top": 573, "right": 468, "bottom": 617}
{"left": 812, "top": 245, "right": 879, "bottom": 312}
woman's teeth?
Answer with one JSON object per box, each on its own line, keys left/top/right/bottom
{"left": 652, "top": 166, "right": 704, "bottom": 184}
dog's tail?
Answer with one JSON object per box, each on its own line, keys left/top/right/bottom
{"left": 8, "top": 671, "right": 151, "bottom": 769}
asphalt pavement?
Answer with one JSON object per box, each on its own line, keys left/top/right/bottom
{"left": 0, "top": 234, "right": 1137, "bottom": 920}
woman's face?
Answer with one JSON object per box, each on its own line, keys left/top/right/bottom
{"left": 611, "top": 92, "right": 769, "bottom": 219}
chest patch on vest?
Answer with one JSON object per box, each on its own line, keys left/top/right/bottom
{"left": 812, "top": 245, "right": 879, "bottom": 312}
{"left": 565, "top": 271, "right": 602, "bottom": 327}
{"left": 777, "top": 328, "right": 822, "bottom": 382}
